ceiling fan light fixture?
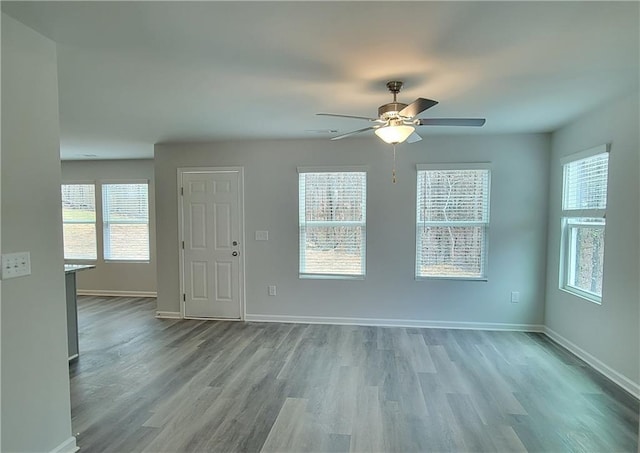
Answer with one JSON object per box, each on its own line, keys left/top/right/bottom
{"left": 375, "top": 124, "right": 415, "bottom": 144}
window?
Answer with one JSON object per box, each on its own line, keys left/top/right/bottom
{"left": 102, "top": 182, "right": 150, "bottom": 261}
{"left": 561, "top": 145, "right": 609, "bottom": 303}
{"left": 298, "top": 168, "right": 366, "bottom": 278}
{"left": 416, "top": 164, "right": 490, "bottom": 279}
{"left": 61, "top": 184, "right": 97, "bottom": 260}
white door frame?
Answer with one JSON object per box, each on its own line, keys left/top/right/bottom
{"left": 177, "top": 167, "right": 246, "bottom": 320}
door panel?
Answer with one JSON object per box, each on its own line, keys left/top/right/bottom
{"left": 181, "top": 170, "right": 243, "bottom": 319}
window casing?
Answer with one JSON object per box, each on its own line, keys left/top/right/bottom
{"left": 298, "top": 168, "right": 366, "bottom": 279}
{"left": 416, "top": 164, "right": 491, "bottom": 280}
{"left": 102, "top": 182, "right": 150, "bottom": 261}
{"left": 61, "top": 183, "right": 97, "bottom": 261}
{"left": 560, "top": 145, "right": 609, "bottom": 303}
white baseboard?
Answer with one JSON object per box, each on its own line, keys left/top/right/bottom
{"left": 245, "top": 313, "right": 544, "bottom": 332}
{"left": 50, "top": 436, "right": 78, "bottom": 453}
{"left": 156, "top": 311, "right": 182, "bottom": 319}
{"left": 77, "top": 289, "right": 157, "bottom": 298}
{"left": 544, "top": 327, "right": 640, "bottom": 399}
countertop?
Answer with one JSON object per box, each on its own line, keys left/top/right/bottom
{"left": 64, "top": 264, "right": 96, "bottom": 274}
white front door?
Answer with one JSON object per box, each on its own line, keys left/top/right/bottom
{"left": 180, "top": 169, "right": 244, "bottom": 319}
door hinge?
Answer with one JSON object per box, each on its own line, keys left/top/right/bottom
{"left": 183, "top": 294, "right": 186, "bottom": 302}
{"left": 182, "top": 241, "right": 185, "bottom": 249}
{"left": 180, "top": 187, "right": 184, "bottom": 196}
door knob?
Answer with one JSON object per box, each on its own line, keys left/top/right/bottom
{"left": 232, "top": 251, "right": 239, "bottom": 256}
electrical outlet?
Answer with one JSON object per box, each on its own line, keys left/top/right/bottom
{"left": 2, "top": 252, "right": 31, "bottom": 279}
{"left": 268, "top": 285, "right": 277, "bottom": 296}
{"left": 511, "top": 291, "right": 520, "bottom": 303}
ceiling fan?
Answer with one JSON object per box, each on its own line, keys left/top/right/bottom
{"left": 317, "top": 81, "right": 486, "bottom": 144}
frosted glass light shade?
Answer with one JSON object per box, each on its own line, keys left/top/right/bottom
{"left": 375, "top": 125, "right": 415, "bottom": 144}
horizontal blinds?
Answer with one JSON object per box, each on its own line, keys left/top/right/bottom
{"left": 103, "top": 183, "right": 149, "bottom": 260}
{"left": 299, "top": 172, "right": 366, "bottom": 276}
{"left": 563, "top": 152, "right": 608, "bottom": 211}
{"left": 62, "top": 184, "right": 96, "bottom": 222}
{"left": 416, "top": 169, "right": 490, "bottom": 278}
{"left": 417, "top": 169, "right": 490, "bottom": 223}
{"left": 61, "top": 184, "right": 97, "bottom": 260}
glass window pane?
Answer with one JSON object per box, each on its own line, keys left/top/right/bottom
{"left": 302, "top": 225, "right": 363, "bottom": 275}
{"left": 63, "top": 223, "right": 97, "bottom": 260}
{"left": 568, "top": 223, "right": 605, "bottom": 297}
{"left": 104, "top": 224, "right": 150, "bottom": 261}
{"left": 563, "top": 153, "right": 608, "bottom": 210}
{"left": 417, "top": 226, "right": 485, "bottom": 278}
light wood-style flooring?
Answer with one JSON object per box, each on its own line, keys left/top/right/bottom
{"left": 70, "top": 296, "right": 639, "bottom": 452}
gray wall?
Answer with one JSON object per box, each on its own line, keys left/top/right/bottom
{"left": 545, "top": 93, "right": 640, "bottom": 385}
{"left": 1, "top": 14, "right": 74, "bottom": 452}
{"left": 155, "top": 134, "right": 550, "bottom": 326}
{"left": 61, "top": 159, "right": 157, "bottom": 295}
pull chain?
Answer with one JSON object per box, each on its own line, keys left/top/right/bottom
{"left": 392, "top": 144, "right": 397, "bottom": 184}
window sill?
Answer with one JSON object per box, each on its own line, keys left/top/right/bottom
{"left": 416, "top": 276, "right": 488, "bottom": 282}
{"left": 104, "top": 260, "right": 151, "bottom": 264}
{"left": 559, "top": 286, "right": 601, "bottom": 305}
{"left": 299, "top": 274, "right": 365, "bottom": 281}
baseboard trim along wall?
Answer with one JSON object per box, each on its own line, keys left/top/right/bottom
{"left": 77, "top": 290, "right": 157, "bottom": 298}
{"left": 49, "top": 436, "right": 78, "bottom": 453}
{"left": 544, "top": 327, "right": 640, "bottom": 399}
{"left": 244, "top": 313, "right": 545, "bottom": 332}
{"left": 155, "top": 311, "right": 182, "bottom": 319}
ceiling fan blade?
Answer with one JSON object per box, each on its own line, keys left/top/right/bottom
{"left": 330, "top": 126, "right": 377, "bottom": 140}
{"left": 407, "top": 132, "right": 422, "bottom": 143}
{"left": 317, "top": 113, "right": 380, "bottom": 122}
{"left": 417, "top": 118, "right": 486, "bottom": 127}
{"left": 399, "top": 98, "right": 438, "bottom": 118}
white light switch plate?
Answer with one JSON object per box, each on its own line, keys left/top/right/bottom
{"left": 2, "top": 252, "right": 31, "bottom": 279}
{"left": 255, "top": 230, "right": 269, "bottom": 241}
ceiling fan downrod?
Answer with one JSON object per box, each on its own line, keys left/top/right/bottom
{"left": 379, "top": 81, "right": 408, "bottom": 120}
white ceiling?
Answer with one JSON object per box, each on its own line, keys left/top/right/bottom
{"left": 3, "top": 1, "right": 639, "bottom": 160}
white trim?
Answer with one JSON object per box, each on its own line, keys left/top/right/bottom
{"left": 297, "top": 166, "right": 368, "bottom": 173}
{"left": 544, "top": 327, "right": 639, "bottom": 399}
{"left": 416, "top": 162, "right": 491, "bottom": 171}
{"left": 560, "top": 143, "right": 610, "bottom": 165}
{"left": 184, "top": 315, "right": 243, "bottom": 321}
{"left": 77, "top": 289, "right": 157, "bottom": 298}
{"left": 245, "top": 313, "right": 544, "bottom": 332}
{"left": 49, "top": 436, "right": 78, "bottom": 453}
{"left": 155, "top": 311, "right": 182, "bottom": 319}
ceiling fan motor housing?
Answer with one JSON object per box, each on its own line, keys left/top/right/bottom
{"left": 378, "top": 102, "right": 408, "bottom": 120}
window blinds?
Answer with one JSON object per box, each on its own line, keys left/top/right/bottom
{"left": 102, "top": 183, "right": 150, "bottom": 261}
{"left": 299, "top": 172, "right": 366, "bottom": 277}
{"left": 563, "top": 152, "right": 609, "bottom": 212}
{"left": 416, "top": 168, "right": 490, "bottom": 279}
{"left": 61, "top": 184, "right": 97, "bottom": 260}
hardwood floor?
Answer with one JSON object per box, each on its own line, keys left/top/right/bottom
{"left": 70, "top": 296, "right": 639, "bottom": 452}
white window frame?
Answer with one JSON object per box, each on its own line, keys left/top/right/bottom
{"left": 102, "top": 180, "right": 150, "bottom": 263}
{"left": 559, "top": 144, "right": 610, "bottom": 304}
{"left": 415, "top": 163, "right": 491, "bottom": 281}
{"left": 298, "top": 166, "right": 367, "bottom": 280}
{"left": 61, "top": 181, "right": 98, "bottom": 262}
